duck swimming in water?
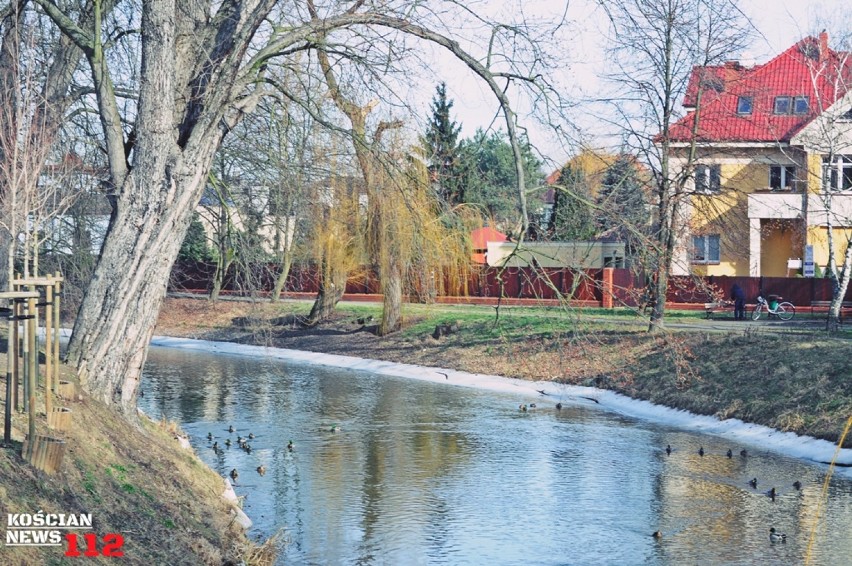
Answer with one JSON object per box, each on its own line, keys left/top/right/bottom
{"left": 207, "top": 432, "right": 213, "bottom": 441}
{"left": 726, "top": 449, "right": 733, "bottom": 458}
{"left": 224, "top": 439, "right": 231, "bottom": 447}
{"left": 228, "top": 425, "right": 235, "bottom": 433}
{"left": 248, "top": 433, "right": 255, "bottom": 440}
{"left": 698, "top": 446, "right": 704, "bottom": 456}
{"left": 793, "top": 480, "right": 802, "bottom": 491}
{"left": 555, "top": 402, "right": 562, "bottom": 410}
{"left": 230, "top": 468, "right": 239, "bottom": 480}
{"left": 665, "top": 444, "right": 672, "bottom": 456}
{"left": 257, "top": 465, "right": 266, "bottom": 476}
{"left": 769, "top": 528, "right": 786, "bottom": 543}
{"left": 652, "top": 531, "right": 662, "bottom": 539}
{"left": 767, "top": 487, "right": 777, "bottom": 500}
{"left": 287, "top": 440, "right": 295, "bottom": 452}
{"left": 749, "top": 478, "right": 758, "bottom": 489}
{"left": 740, "top": 449, "right": 748, "bottom": 457}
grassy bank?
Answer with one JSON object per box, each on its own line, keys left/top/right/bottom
{"left": 0, "top": 355, "right": 275, "bottom": 565}
{"left": 156, "top": 297, "right": 852, "bottom": 448}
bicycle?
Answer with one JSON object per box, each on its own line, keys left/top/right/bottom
{"left": 751, "top": 295, "right": 795, "bottom": 321}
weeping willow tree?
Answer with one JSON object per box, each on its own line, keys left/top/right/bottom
{"left": 368, "top": 136, "right": 477, "bottom": 335}
{"left": 305, "top": 169, "right": 366, "bottom": 325}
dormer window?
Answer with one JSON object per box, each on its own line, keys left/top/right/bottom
{"left": 793, "top": 96, "right": 809, "bottom": 114}
{"left": 774, "top": 96, "right": 792, "bottom": 114}
{"left": 736, "top": 96, "right": 753, "bottom": 114}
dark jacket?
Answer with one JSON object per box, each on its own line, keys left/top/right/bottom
{"left": 730, "top": 284, "right": 745, "bottom": 301}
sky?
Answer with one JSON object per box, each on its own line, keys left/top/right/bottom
{"left": 419, "top": 0, "right": 852, "bottom": 171}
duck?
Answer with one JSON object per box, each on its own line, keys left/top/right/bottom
{"left": 519, "top": 404, "right": 527, "bottom": 412}
{"left": 698, "top": 446, "right": 704, "bottom": 456}
{"left": 793, "top": 480, "right": 802, "bottom": 491}
{"left": 229, "top": 468, "right": 239, "bottom": 480}
{"left": 749, "top": 478, "right": 758, "bottom": 489}
{"left": 726, "top": 449, "right": 733, "bottom": 458}
{"left": 207, "top": 432, "right": 213, "bottom": 441}
{"left": 212, "top": 441, "right": 219, "bottom": 451}
{"left": 767, "top": 487, "right": 777, "bottom": 500}
{"left": 652, "top": 531, "right": 662, "bottom": 539}
{"left": 256, "top": 465, "right": 266, "bottom": 476}
{"left": 330, "top": 425, "right": 340, "bottom": 433}
{"left": 228, "top": 425, "right": 235, "bottom": 433}
{"left": 287, "top": 440, "right": 295, "bottom": 452}
{"left": 740, "top": 449, "right": 748, "bottom": 457}
{"left": 244, "top": 444, "right": 252, "bottom": 454}
{"left": 529, "top": 403, "right": 537, "bottom": 409}
{"left": 555, "top": 402, "right": 563, "bottom": 410}
{"left": 248, "top": 433, "right": 255, "bottom": 440}
{"left": 224, "top": 438, "right": 231, "bottom": 447}
{"left": 769, "top": 527, "right": 786, "bottom": 543}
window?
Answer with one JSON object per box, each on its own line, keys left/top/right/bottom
{"left": 823, "top": 156, "right": 852, "bottom": 191}
{"left": 736, "top": 96, "right": 753, "bottom": 114}
{"left": 793, "top": 96, "right": 809, "bottom": 114}
{"left": 774, "top": 96, "right": 792, "bottom": 114}
{"left": 692, "top": 234, "right": 721, "bottom": 263}
{"left": 769, "top": 165, "right": 796, "bottom": 190}
{"left": 695, "top": 164, "right": 721, "bottom": 193}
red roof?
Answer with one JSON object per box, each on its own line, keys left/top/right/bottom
{"left": 471, "top": 227, "right": 508, "bottom": 250}
{"left": 669, "top": 34, "right": 852, "bottom": 143}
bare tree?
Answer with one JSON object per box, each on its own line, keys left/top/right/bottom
{"left": 787, "top": 32, "right": 852, "bottom": 330}
{"left": 599, "top": 0, "right": 752, "bottom": 331}
{"left": 26, "top": 0, "right": 543, "bottom": 414}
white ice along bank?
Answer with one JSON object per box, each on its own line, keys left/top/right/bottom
{"left": 149, "top": 335, "right": 852, "bottom": 476}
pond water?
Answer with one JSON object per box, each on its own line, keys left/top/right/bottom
{"left": 139, "top": 346, "right": 852, "bottom": 565}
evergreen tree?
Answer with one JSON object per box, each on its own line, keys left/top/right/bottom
{"left": 424, "top": 83, "right": 463, "bottom": 206}
{"left": 457, "top": 128, "right": 543, "bottom": 230}
{"left": 595, "top": 155, "right": 648, "bottom": 257}
{"left": 548, "top": 165, "right": 596, "bottom": 241}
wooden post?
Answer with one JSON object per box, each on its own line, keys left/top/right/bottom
{"left": 26, "top": 291, "right": 37, "bottom": 461}
{"left": 4, "top": 314, "right": 12, "bottom": 445}
{"left": 53, "top": 272, "right": 61, "bottom": 391}
{"left": 45, "top": 282, "right": 53, "bottom": 416}
{"left": 12, "top": 299, "right": 19, "bottom": 411}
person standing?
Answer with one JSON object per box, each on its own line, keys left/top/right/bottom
{"left": 730, "top": 283, "right": 746, "bottom": 320}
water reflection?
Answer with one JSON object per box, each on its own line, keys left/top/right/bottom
{"left": 140, "top": 347, "right": 852, "bottom": 565}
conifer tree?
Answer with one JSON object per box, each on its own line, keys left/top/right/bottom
{"left": 424, "top": 83, "right": 463, "bottom": 206}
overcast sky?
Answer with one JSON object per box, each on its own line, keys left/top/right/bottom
{"left": 419, "top": 0, "right": 852, "bottom": 169}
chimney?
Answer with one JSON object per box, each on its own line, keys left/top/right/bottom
{"left": 723, "top": 61, "right": 742, "bottom": 88}
{"left": 819, "top": 30, "right": 829, "bottom": 60}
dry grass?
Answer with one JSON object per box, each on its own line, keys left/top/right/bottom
{"left": 0, "top": 355, "right": 273, "bottom": 564}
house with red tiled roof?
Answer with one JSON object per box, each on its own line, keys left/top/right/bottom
{"left": 667, "top": 32, "right": 852, "bottom": 278}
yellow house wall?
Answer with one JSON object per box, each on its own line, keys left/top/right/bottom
{"left": 808, "top": 226, "right": 852, "bottom": 273}
{"left": 761, "top": 225, "right": 795, "bottom": 277}
{"left": 690, "top": 159, "right": 767, "bottom": 276}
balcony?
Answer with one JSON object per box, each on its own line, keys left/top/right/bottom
{"left": 748, "top": 191, "right": 852, "bottom": 224}
{"left": 747, "top": 191, "right": 804, "bottom": 220}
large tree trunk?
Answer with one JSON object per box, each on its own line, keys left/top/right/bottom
{"left": 66, "top": 1, "right": 224, "bottom": 413}
{"left": 66, "top": 158, "right": 217, "bottom": 411}
{"left": 307, "top": 253, "right": 347, "bottom": 324}
{"left": 378, "top": 257, "right": 403, "bottom": 335}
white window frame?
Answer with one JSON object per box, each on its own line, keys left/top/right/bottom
{"left": 769, "top": 165, "right": 796, "bottom": 190}
{"left": 822, "top": 155, "right": 852, "bottom": 192}
{"left": 692, "top": 234, "right": 720, "bottom": 264}
{"left": 695, "top": 164, "right": 721, "bottom": 193}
